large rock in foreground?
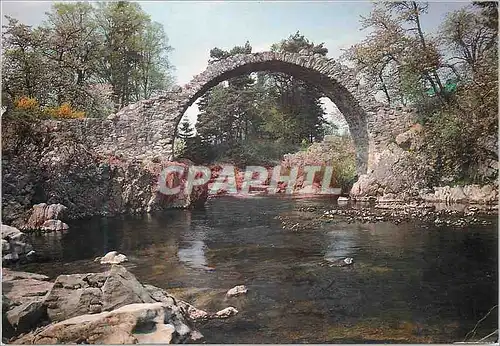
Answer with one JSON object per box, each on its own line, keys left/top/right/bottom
{"left": 2, "top": 269, "right": 53, "bottom": 338}
{"left": 12, "top": 303, "right": 190, "bottom": 345}
{"left": 3, "top": 266, "right": 199, "bottom": 343}
{"left": 44, "top": 265, "right": 154, "bottom": 322}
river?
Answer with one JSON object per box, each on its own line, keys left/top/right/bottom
{"left": 16, "top": 196, "right": 498, "bottom": 343}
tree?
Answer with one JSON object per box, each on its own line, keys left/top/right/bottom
{"left": 2, "top": 1, "right": 174, "bottom": 117}
{"left": 177, "top": 119, "right": 195, "bottom": 139}
{"left": 92, "top": 1, "right": 174, "bottom": 108}
{"left": 2, "top": 16, "right": 50, "bottom": 110}
{"left": 343, "top": 2, "right": 446, "bottom": 106}
{"left": 441, "top": 5, "right": 497, "bottom": 77}
{"left": 267, "top": 32, "right": 328, "bottom": 144}
{"left": 344, "top": 2, "right": 498, "bottom": 183}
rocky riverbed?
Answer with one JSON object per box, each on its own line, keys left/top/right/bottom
{"left": 276, "top": 200, "right": 497, "bottom": 232}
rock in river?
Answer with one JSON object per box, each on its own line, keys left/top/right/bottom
{"left": 214, "top": 307, "right": 239, "bottom": 319}
{"left": 40, "top": 220, "right": 69, "bottom": 232}
{"left": 23, "top": 203, "right": 68, "bottom": 231}
{"left": 2, "top": 224, "right": 35, "bottom": 264}
{"left": 96, "top": 251, "right": 128, "bottom": 265}
{"left": 226, "top": 285, "right": 248, "bottom": 298}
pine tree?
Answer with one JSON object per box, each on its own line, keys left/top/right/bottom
{"left": 177, "top": 119, "right": 194, "bottom": 139}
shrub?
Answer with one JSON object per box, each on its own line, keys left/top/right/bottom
{"left": 15, "top": 96, "right": 39, "bottom": 111}
{"left": 5, "top": 96, "right": 86, "bottom": 120}
{"left": 44, "top": 102, "right": 85, "bottom": 119}
{"left": 281, "top": 135, "right": 356, "bottom": 193}
{"left": 4, "top": 96, "right": 47, "bottom": 120}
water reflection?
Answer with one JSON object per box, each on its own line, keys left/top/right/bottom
{"left": 178, "top": 222, "right": 210, "bottom": 270}
{"left": 324, "top": 229, "right": 357, "bottom": 261}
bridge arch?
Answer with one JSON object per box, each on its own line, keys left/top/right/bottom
{"left": 114, "top": 51, "right": 382, "bottom": 175}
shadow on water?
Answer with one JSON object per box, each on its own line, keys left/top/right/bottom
{"left": 15, "top": 196, "right": 498, "bottom": 343}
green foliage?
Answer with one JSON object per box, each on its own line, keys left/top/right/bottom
{"left": 345, "top": 1, "right": 498, "bottom": 184}
{"left": 177, "top": 119, "right": 195, "bottom": 140}
{"left": 282, "top": 135, "right": 357, "bottom": 192}
{"left": 179, "top": 33, "right": 331, "bottom": 166}
{"left": 2, "top": 1, "right": 174, "bottom": 118}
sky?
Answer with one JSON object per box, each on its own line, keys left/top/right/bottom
{"left": 2, "top": 1, "right": 470, "bottom": 126}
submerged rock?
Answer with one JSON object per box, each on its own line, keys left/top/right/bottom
{"left": 328, "top": 257, "right": 354, "bottom": 267}
{"left": 214, "top": 307, "right": 238, "bottom": 319}
{"left": 226, "top": 285, "right": 248, "bottom": 298}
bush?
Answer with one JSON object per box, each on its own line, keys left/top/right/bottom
{"left": 281, "top": 135, "right": 356, "bottom": 193}
{"left": 45, "top": 102, "right": 85, "bottom": 119}
{"left": 4, "top": 96, "right": 86, "bottom": 120}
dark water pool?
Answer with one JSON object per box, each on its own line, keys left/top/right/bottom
{"left": 16, "top": 196, "right": 498, "bottom": 343}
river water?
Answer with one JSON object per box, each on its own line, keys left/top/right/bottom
{"left": 17, "top": 196, "right": 498, "bottom": 343}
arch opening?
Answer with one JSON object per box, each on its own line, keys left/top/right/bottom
{"left": 171, "top": 55, "right": 371, "bottom": 175}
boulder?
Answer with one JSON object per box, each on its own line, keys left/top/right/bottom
{"left": 44, "top": 265, "right": 154, "bottom": 322}
{"left": 1, "top": 225, "right": 27, "bottom": 242}
{"left": 214, "top": 307, "right": 238, "bottom": 319}
{"left": 143, "top": 284, "right": 176, "bottom": 306}
{"left": 97, "top": 251, "right": 128, "bottom": 265}
{"left": 177, "top": 301, "right": 209, "bottom": 321}
{"left": 2, "top": 269, "right": 53, "bottom": 337}
{"left": 2, "top": 276, "right": 53, "bottom": 307}
{"left": 12, "top": 303, "right": 191, "bottom": 344}
{"left": 226, "top": 285, "right": 248, "bottom": 298}
{"left": 3, "top": 268, "right": 201, "bottom": 343}
{"left": 6, "top": 300, "right": 47, "bottom": 333}
{"left": 23, "top": 203, "right": 67, "bottom": 230}
{"left": 2, "top": 226, "right": 35, "bottom": 264}
{"left": 40, "top": 220, "right": 69, "bottom": 232}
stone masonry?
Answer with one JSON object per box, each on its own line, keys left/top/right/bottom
{"left": 38, "top": 51, "right": 393, "bottom": 176}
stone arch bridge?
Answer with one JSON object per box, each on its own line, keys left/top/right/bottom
{"left": 60, "top": 52, "right": 415, "bottom": 175}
